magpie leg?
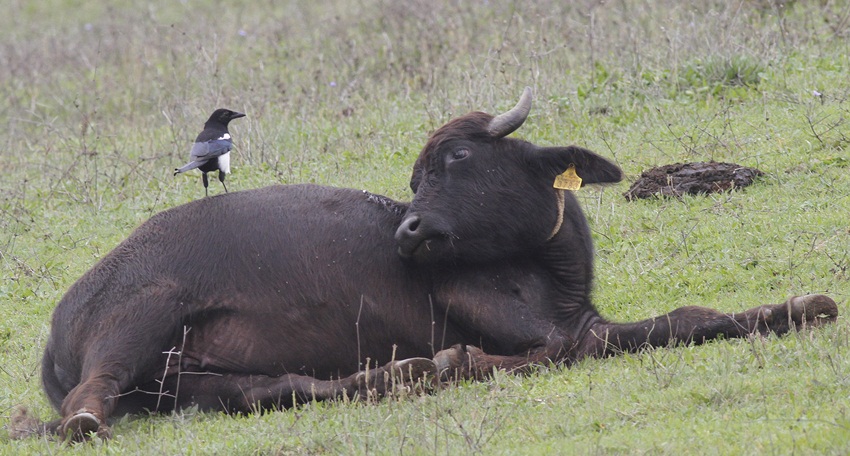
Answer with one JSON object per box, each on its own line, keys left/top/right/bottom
{"left": 202, "top": 173, "right": 209, "bottom": 197}
{"left": 219, "top": 171, "right": 228, "bottom": 193}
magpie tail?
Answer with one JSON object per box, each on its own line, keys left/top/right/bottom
{"left": 174, "top": 161, "right": 202, "bottom": 175}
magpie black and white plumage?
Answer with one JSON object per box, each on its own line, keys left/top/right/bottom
{"left": 174, "top": 108, "right": 246, "bottom": 196}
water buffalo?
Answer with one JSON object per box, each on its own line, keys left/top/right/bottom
{"left": 34, "top": 88, "right": 837, "bottom": 440}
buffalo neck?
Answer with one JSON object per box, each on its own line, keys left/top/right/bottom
{"left": 539, "top": 194, "right": 600, "bottom": 332}
{"left": 546, "top": 190, "right": 566, "bottom": 241}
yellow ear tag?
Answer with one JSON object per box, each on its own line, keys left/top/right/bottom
{"left": 553, "top": 164, "right": 582, "bottom": 191}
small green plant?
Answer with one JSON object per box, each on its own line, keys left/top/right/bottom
{"left": 676, "top": 55, "right": 765, "bottom": 98}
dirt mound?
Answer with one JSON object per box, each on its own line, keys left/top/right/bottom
{"left": 623, "top": 162, "right": 763, "bottom": 201}
{"left": 7, "top": 406, "right": 55, "bottom": 440}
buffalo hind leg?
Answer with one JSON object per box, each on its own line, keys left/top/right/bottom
{"left": 58, "top": 370, "right": 128, "bottom": 441}
{"left": 53, "top": 283, "right": 194, "bottom": 441}
{"left": 62, "top": 358, "right": 436, "bottom": 441}
{"left": 125, "top": 357, "right": 438, "bottom": 414}
{"left": 578, "top": 294, "right": 838, "bottom": 358}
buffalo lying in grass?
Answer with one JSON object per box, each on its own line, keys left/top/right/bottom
{"left": 25, "top": 88, "right": 837, "bottom": 441}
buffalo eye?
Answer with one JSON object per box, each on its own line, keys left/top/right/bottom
{"left": 448, "top": 148, "right": 469, "bottom": 163}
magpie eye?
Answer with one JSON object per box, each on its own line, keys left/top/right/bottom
{"left": 450, "top": 149, "right": 469, "bottom": 161}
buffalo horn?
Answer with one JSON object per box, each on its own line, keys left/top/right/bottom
{"left": 487, "top": 86, "right": 533, "bottom": 138}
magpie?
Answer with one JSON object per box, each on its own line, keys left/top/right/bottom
{"left": 174, "top": 108, "right": 246, "bottom": 196}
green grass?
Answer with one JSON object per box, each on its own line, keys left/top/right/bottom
{"left": 2, "top": 0, "right": 850, "bottom": 454}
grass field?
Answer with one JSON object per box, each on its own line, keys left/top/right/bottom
{"left": 2, "top": 0, "right": 849, "bottom": 454}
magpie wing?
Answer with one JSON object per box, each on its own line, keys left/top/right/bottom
{"left": 190, "top": 138, "right": 233, "bottom": 161}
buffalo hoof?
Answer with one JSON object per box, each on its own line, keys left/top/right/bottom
{"left": 394, "top": 357, "right": 439, "bottom": 382}
{"left": 61, "top": 410, "right": 111, "bottom": 442}
{"left": 787, "top": 294, "right": 838, "bottom": 327}
{"left": 433, "top": 344, "right": 485, "bottom": 380}
{"left": 434, "top": 344, "right": 465, "bottom": 376}
{"left": 354, "top": 357, "right": 437, "bottom": 398}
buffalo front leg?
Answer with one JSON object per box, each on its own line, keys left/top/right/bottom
{"left": 577, "top": 294, "right": 838, "bottom": 358}
{"left": 433, "top": 338, "right": 575, "bottom": 381}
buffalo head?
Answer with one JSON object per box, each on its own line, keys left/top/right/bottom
{"left": 395, "top": 87, "right": 624, "bottom": 263}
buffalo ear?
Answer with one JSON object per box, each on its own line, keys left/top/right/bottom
{"left": 531, "top": 146, "right": 624, "bottom": 185}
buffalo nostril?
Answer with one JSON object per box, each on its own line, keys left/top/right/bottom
{"left": 395, "top": 214, "right": 435, "bottom": 259}
{"left": 405, "top": 216, "right": 421, "bottom": 233}
{"left": 395, "top": 215, "right": 422, "bottom": 245}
